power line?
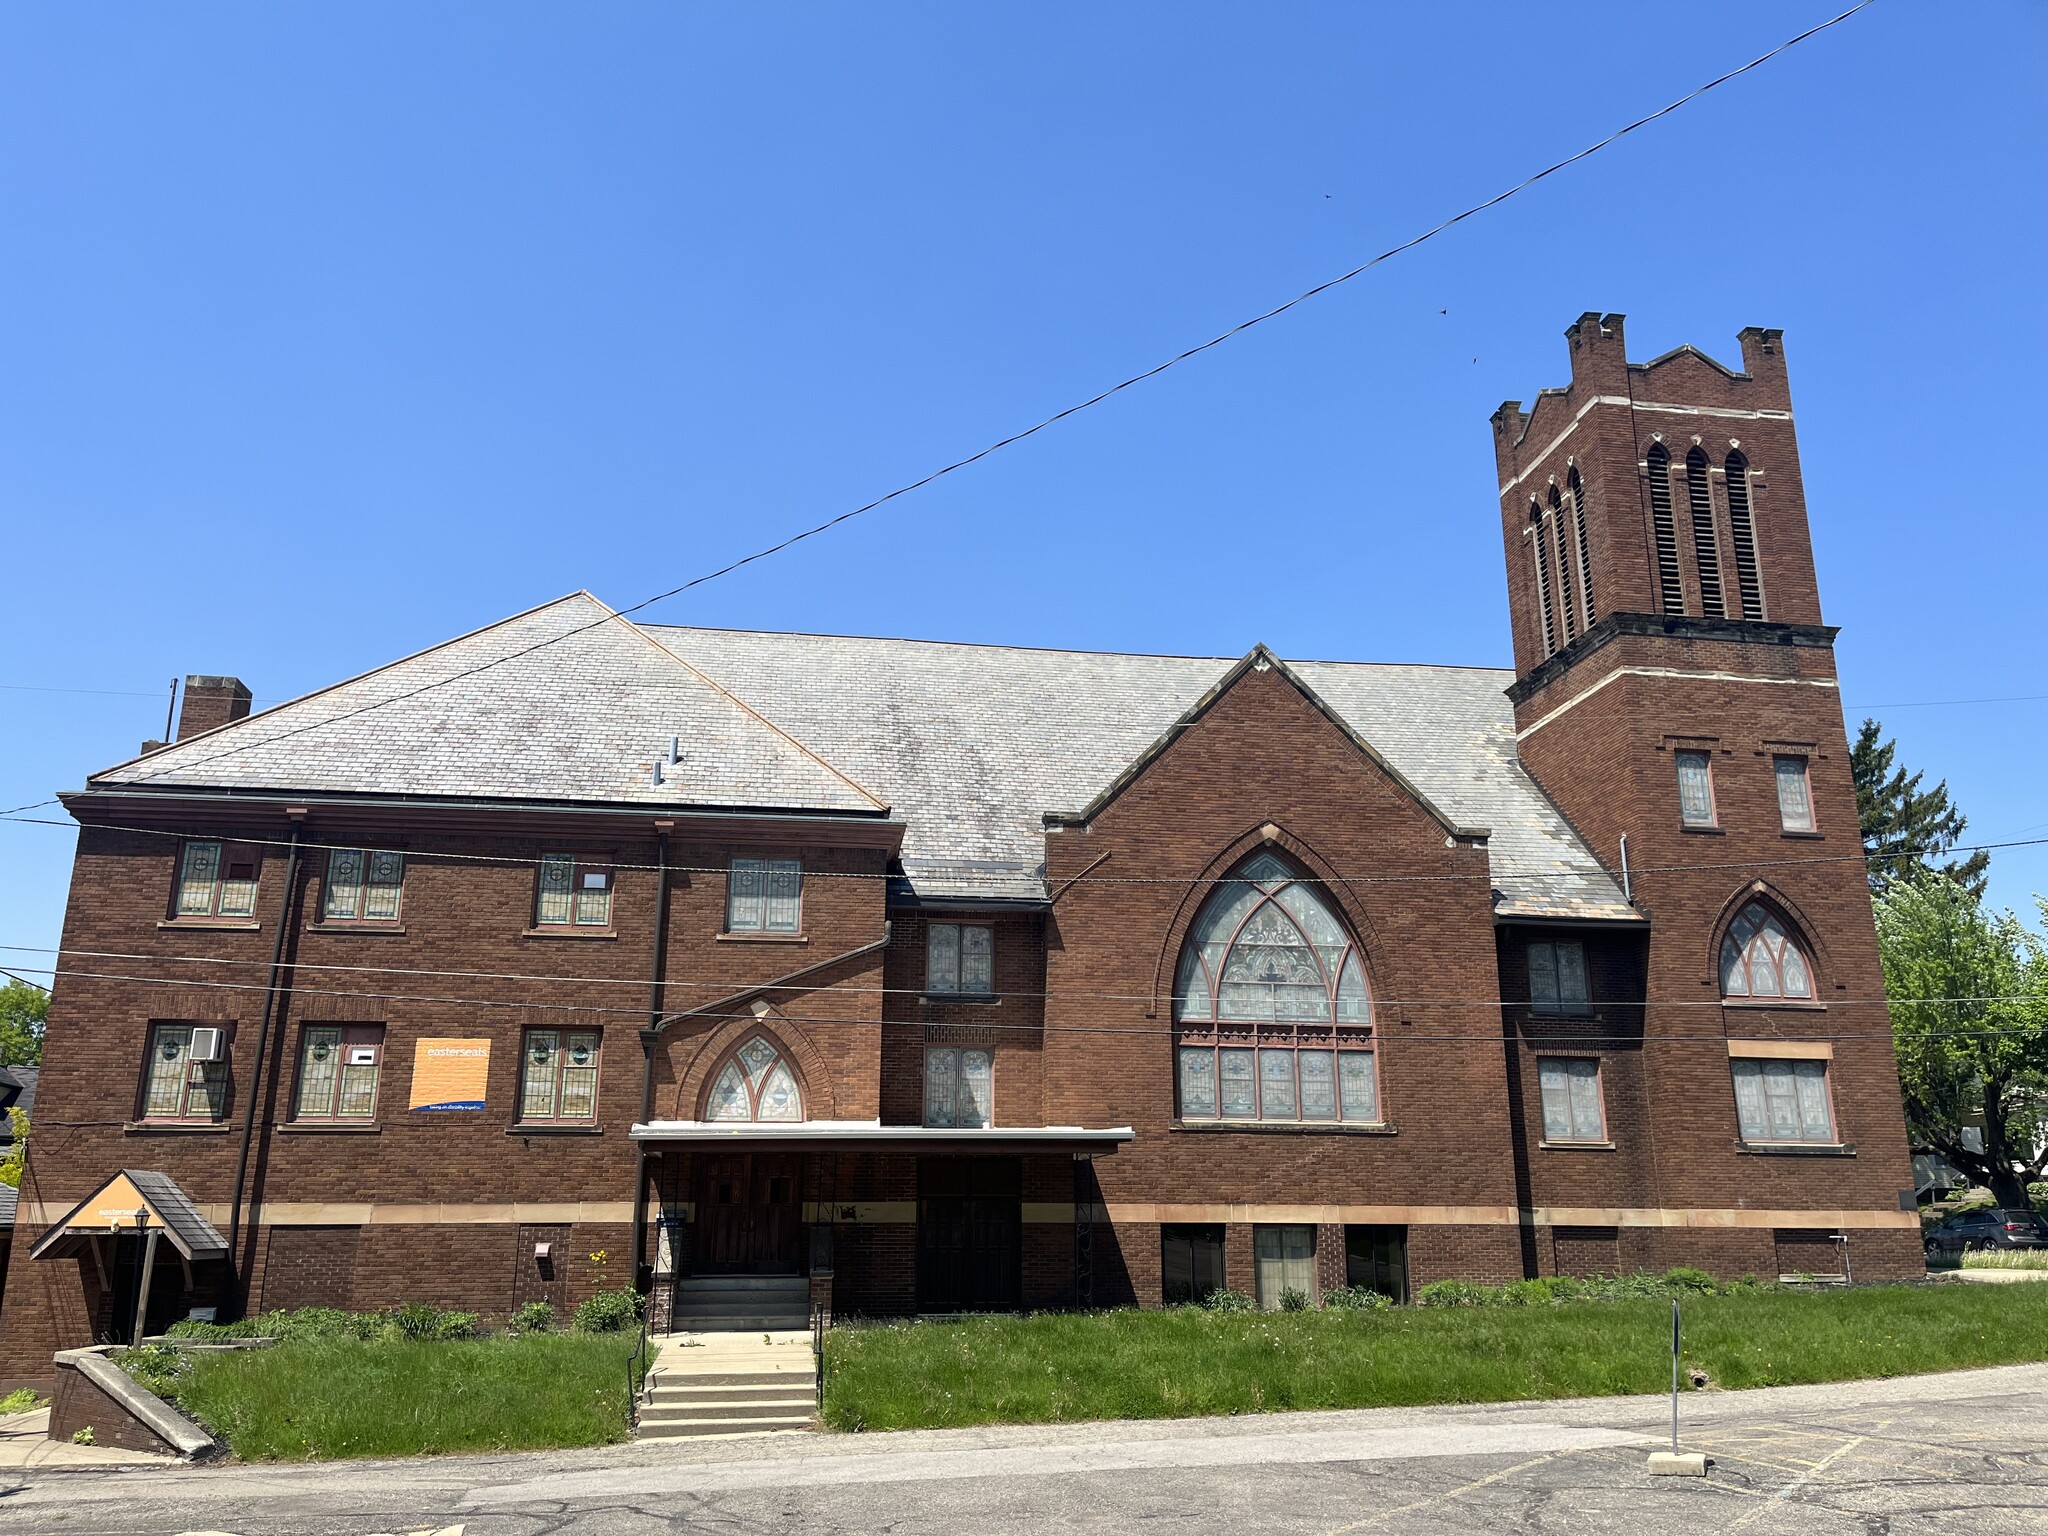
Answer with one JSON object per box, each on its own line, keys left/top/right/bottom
{"left": 89, "top": 0, "right": 1879, "bottom": 795}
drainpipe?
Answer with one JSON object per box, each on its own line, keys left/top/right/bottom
{"left": 632, "top": 822, "right": 674, "bottom": 1291}
{"left": 226, "top": 812, "right": 304, "bottom": 1303}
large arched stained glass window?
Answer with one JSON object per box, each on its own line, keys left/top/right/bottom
{"left": 1174, "top": 852, "right": 1378, "bottom": 1123}
{"left": 1719, "top": 903, "right": 1814, "bottom": 1000}
{"left": 705, "top": 1036, "right": 804, "bottom": 1122}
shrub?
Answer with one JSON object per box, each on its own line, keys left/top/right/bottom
{"left": 512, "top": 1301, "right": 555, "bottom": 1335}
{"left": 1278, "top": 1288, "right": 1310, "bottom": 1313}
{"left": 432, "top": 1310, "right": 479, "bottom": 1341}
{"left": 1199, "top": 1289, "right": 1255, "bottom": 1314}
{"left": 0, "top": 1387, "right": 45, "bottom": 1415}
{"left": 71, "top": 1427, "right": 94, "bottom": 1446}
{"left": 393, "top": 1303, "right": 446, "bottom": 1342}
{"left": 573, "top": 1289, "right": 645, "bottom": 1334}
{"left": 1663, "top": 1267, "right": 1717, "bottom": 1293}
{"left": 116, "top": 1343, "right": 191, "bottom": 1400}
{"left": 1320, "top": 1286, "right": 1388, "bottom": 1312}
{"left": 1416, "top": 1280, "right": 1492, "bottom": 1308}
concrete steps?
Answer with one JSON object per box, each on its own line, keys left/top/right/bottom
{"left": 633, "top": 1330, "right": 817, "bottom": 1441}
{"left": 671, "top": 1274, "right": 810, "bottom": 1333}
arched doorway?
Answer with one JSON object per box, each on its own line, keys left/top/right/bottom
{"left": 695, "top": 1036, "right": 805, "bottom": 1275}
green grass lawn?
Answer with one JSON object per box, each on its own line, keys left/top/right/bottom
{"left": 822, "top": 1283, "right": 2048, "bottom": 1431}
{"left": 152, "top": 1334, "right": 642, "bottom": 1461}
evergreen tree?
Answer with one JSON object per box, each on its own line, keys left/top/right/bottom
{"left": 1852, "top": 718, "right": 1989, "bottom": 900}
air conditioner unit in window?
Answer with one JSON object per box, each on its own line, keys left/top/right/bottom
{"left": 187, "top": 1027, "right": 227, "bottom": 1063}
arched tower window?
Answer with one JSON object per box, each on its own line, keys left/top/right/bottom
{"left": 1568, "top": 466, "right": 1595, "bottom": 626}
{"left": 1647, "top": 444, "right": 1685, "bottom": 614}
{"left": 1529, "top": 499, "right": 1557, "bottom": 656}
{"left": 1685, "top": 446, "right": 1725, "bottom": 617}
{"left": 704, "top": 1035, "right": 804, "bottom": 1122}
{"left": 1719, "top": 902, "right": 1814, "bottom": 999}
{"left": 1549, "top": 484, "right": 1578, "bottom": 644}
{"left": 1173, "top": 851, "right": 1377, "bottom": 1123}
{"left": 1725, "top": 451, "right": 1765, "bottom": 619}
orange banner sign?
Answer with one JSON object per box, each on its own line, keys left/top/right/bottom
{"left": 409, "top": 1037, "right": 492, "bottom": 1111}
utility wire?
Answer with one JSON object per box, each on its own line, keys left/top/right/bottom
{"left": 89, "top": 0, "right": 1879, "bottom": 795}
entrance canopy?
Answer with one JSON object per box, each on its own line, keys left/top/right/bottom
{"left": 29, "top": 1169, "right": 228, "bottom": 1262}
{"left": 631, "top": 1119, "right": 1132, "bottom": 1153}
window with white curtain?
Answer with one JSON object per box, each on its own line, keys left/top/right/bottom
{"left": 1537, "top": 1057, "right": 1606, "bottom": 1143}
{"left": 1731, "top": 1057, "right": 1835, "bottom": 1143}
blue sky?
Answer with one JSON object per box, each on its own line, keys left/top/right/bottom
{"left": 2, "top": 2, "right": 2044, "bottom": 965}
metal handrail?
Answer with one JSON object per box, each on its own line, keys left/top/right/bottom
{"left": 627, "top": 1314, "right": 650, "bottom": 1428}
{"left": 810, "top": 1303, "right": 826, "bottom": 1416}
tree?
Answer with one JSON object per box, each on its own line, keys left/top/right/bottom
{"left": 0, "top": 1108, "right": 25, "bottom": 1190}
{"left": 1852, "top": 718, "right": 1989, "bottom": 900}
{"left": 1876, "top": 877, "right": 2048, "bottom": 1208}
{"left": 0, "top": 979, "right": 46, "bottom": 1066}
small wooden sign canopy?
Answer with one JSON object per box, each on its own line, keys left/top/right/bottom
{"left": 29, "top": 1169, "right": 229, "bottom": 1343}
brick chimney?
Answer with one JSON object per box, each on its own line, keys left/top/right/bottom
{"left": 176, "top": 675, "right": 252, "bottom": 741}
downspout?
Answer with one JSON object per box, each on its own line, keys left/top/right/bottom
{"left": 632, "top": 822, "right": 674, "bottom": 1291}
{"left": 226, "top": 812, "right": 304, "bottom": 1301}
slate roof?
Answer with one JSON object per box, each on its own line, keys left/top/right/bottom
{"left": 0, "top": 1185, "right": 16, "bottom": 1229}
{"left": 82, "top": 592, "right": 1634, "bottom": 921}
{"left": 124, "top": 1170, "right": 228, "bottom": 1258}
{"left": 647, "top": 626, "right": 1636, "bottom": 920}
{"left": 0, "top": 1064, "right": 36, "bottom": 1135}
{"left": 93, "top": 595, "right": 887, "bottom": 816}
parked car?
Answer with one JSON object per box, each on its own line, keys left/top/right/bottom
{"left": 1924, "top": 1208, "right": 2048, "bottom": 1258}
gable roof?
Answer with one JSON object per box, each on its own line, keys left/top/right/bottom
{"left": 646, "top": 625, "right": 1635, "bottom": 921}
{"left": 29, "top": 1169, "right": 227, "bottom": 1261}
{"left": 0, "top": 1063, "right": 35, "bottom": 1134}
{"left": 92, "top": 594, "right": 888, "bottom": 816}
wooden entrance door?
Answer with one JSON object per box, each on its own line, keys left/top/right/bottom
{"left": 695, "top": 1152, "right": 803, "bottom": 1274}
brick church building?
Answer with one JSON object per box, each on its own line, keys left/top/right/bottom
{"left": 0, "top": 314, "right": 1921, "bottom": 1370}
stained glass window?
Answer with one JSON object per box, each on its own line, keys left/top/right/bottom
{"left": 924, "top": 1046, "right": 993, "bottom": 1127}
{"left": 704, "top": 1035, "right": 803, "bottom": 1122}
{"left": 927, "top": 924, "right": 994, "bottom": 995}
{"left": 1731, "top": 1057, "right": 1834, "bottom": 1142}
{"left": 1528, "top": 941, "right": 1591, "bottom": 1015}
{"left": 1676, "top": 751, "right": 1716, "bottom": 827}
{"left": 520, "top": 1029, "right": 601, "bottom": 1120}
{"left": 535, "top": 855, "right": 609, "bottom": 928}
{"left": 141, "top": 1023, "right": 229, "bottom": 1121}
{"left": 1173, "top": 852, "right": 1377, "bottom": 1123}
{"left": 1720, "top": 903, "right": 1814, "bottom": 999}
{"left": 173, "top": 841, "right": 260, "bottom": 919}
{"left": 324, "top": 848, "right": 404, "bottom": 923}
{"left": 729, "top": 859, "right": 803, "bottom": 934}
{"left": 295, "top": 1024, "right": 383, "bottom": 1120}
{"left": 1538, "top": 1057, "right": 1605, "bottom": 1142}
{"left": 1775, "top": 756, "right": 1814, "bottom": 833}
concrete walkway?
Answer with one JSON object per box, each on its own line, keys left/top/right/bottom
{"left": 0, "top": 1408, "right": 174, "bottom": 1470}
{"left": 635, "top": 1330, "right": 817, "bottom": 1439}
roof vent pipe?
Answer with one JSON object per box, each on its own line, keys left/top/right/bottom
{"left": 669, "top": 736, "right": 682, "bottom": 765}
{"left": 651, "top": 760, "right": 664, "bottom": 787}
{"left": 1619, "top": 834, "right": 1633, "bottom": 906}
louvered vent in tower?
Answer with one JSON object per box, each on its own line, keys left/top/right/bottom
{"left": 1685, "top": 447, "right": 1725, "bottom": 617}
{"left": 1530, "top": 500, "right": 1557, "bottom": 657}
{"left": 1549, "top": 485, "right": 1577, "bottom": 644}
{"left": 1568, "top": 467, "right": 1595, "bottom": 625}
{"left": 1647, "top": 446, "right": 1684, "bottom": 613}
{"left": 1726, "top": 452, "right": 1765, "bottom": 619}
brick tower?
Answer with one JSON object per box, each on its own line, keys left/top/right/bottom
{"left": 1491, "top": 314, "right": 1920, "bottom": 1279}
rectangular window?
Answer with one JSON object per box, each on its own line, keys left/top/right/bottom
{"left": 1527, "top": 941, "right": 1590, "bottom": 1014}
{"left": 1344, "top": 1224, "right": 1407, "bottom": 1303}
{"left": 294, "top": 1024, "right": 384, "bottom": 1120}
{"left": 1161, "top": 1223, "right": 1226, "bottom": 1305}
{"left": 727, "top": 857, "right": 802, "bottom": 934}
{"left": 923, "top": 1046, "right": 993, "bottom": 1128}
{"left": 1537, "top": 1057, "right": 1607, "bottom": 1142}
{"left": 140, "top": 1023, "right": 229, "bottom": 1122}
{"left": 926, "top": 923, "right": 994, "bottom": 995}
{"left": 536, "top": 854, "right": 611, "bottom": 928}
{"left": 519, "top": 1029, "right": 602, "bottom": 1120}
{"left": 173, "top": 840, "right": 260, "bottom": 919}
{"left": 1253, "top": 1224, "right": 1315, "bottom": 1310}
{"left": 323, "top": 849, "right": 404, "bottom": 923}
{"left": 1774, "top": 755, "right": 1815, "bottom": 832}
{"left": 1676, "top": 750, "right": 1717, "bottom": 827}
{"left": 1731, "top": 1057, "right": 1835, "bottom": 1143}
{"left": 1177, "top": 1045, "right": 1378, "bottom": 1123}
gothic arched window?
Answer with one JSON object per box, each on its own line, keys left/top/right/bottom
{"left": 1719, "top": 903, "right": 1814, "bottom": 1000}
{"left": 705, "top": 1035, "right": 804, "bottom": 1122}
{"left": 1173, "top": 852, "right": 1377, "bottom": 1123}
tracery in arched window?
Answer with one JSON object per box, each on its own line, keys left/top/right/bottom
{"left": 1719, "top": 902, "right": 1814, "bottom": 999}
{"left": 704, "top": 1035, "right": 804, "bottom": 1122}
{"left": 1173, "top": 852, "right": 1377, "bottom": 1123}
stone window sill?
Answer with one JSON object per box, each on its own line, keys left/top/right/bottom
{"left": 522, "top": 927, "right": 618, "bottom": 940}
{"left": 1538, "top": 1139, "right": 1616, "bottom": 1151}
{"left": 716, "top": 932, "right": 809, "bottom": 944}
{"left": 508, "top": 1122, "right": 603, "bottom": 1135}
{"left": 1171, "top": 1119, "right": 1396, "bottom": 1136}
{"left": 305, "top": 923, "right": 407, "bottom": 935}
{"left": 1722, "top": 999, "right": 1827, "bottom": 1012}
{"left": 1780, "top": 830, "right": 1825, "bottom": 840}
{"left": 276, "top": 1121, "right": 382, "bottom": 1134}
{"left": 123, "top": 1120, "right": 233, "bottom": 1134}
{"left": 922, "top": 994, "right": 1000, "bottom": 1006}
{"left": 157, "top": 919, "right": 260, "bottom": 932}
{"left": 1679, "top": 824, "right": 1724, "bottom": 835}
{"left": 1737, "top": 1140, "right": 1856, "bottom": 1157}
